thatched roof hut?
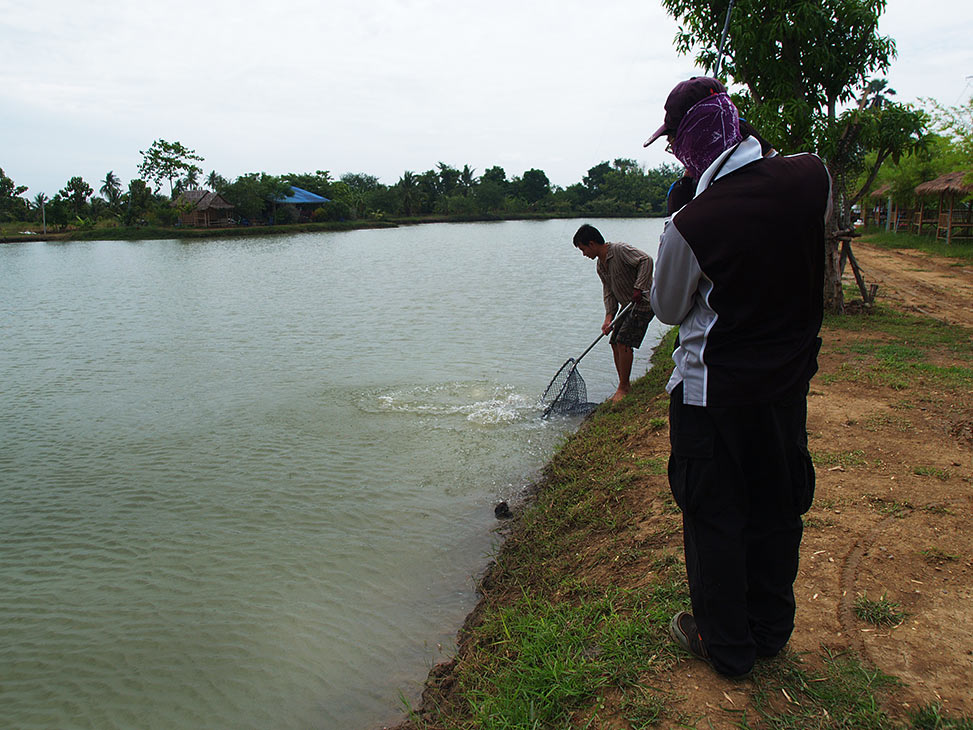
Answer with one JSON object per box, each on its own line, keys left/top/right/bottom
{"left": 913, "top": 171, "right": 973, "bottom": 245}
{"left": 869, "top": 183, "right": 892, "bottom": 198}
{"left": 865, "top": 182, "right": 913, "bottom": 232}
{"left": 173, "top": 190, "right": 235, "bottom": 227}
{"left": 914, "top": 171, "right": 973, "bottom": 198}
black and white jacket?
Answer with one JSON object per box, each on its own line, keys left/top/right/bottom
{"left": 650, "top": 136, "right": 833, "bottom": 407}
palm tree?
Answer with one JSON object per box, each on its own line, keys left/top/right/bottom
{"left": 33, "top": 192, "right": 48, "bottom": 232}
{"left": 460, "top": 165, "right": 477, "bottom": 196}
{"left": 206, "top": 170, "right": 228, "bottom": 191}
{"left": 397, "top": 171, "right": 419, "bottom": 216}
{"left": 183, "top": 168, "right": 201, "bottom": 191}
{"left": 100, "top": 171, "right": 120, "bottom": 198}
{"left": 100, "top": 171, "right": 123, "bottom": 213}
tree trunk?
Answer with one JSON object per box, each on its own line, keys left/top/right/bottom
{"left": 823, "top": 161, "right": 845, "bottom": 314}
{"left": 823, "top": 233, "right": 844, "bottom": 314}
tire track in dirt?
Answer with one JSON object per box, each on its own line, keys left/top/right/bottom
{"left": 837, "top": 513, "right": 897, "bottom": 656}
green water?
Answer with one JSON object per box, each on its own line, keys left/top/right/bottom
{"left": 0, "top": 219, "right": 665, "bottom": 729}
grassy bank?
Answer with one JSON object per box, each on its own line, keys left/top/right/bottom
{"left": 397, "top": 289, "right": 973, "bottom": 728}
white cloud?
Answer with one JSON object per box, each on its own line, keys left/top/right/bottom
{"left": 1, "top": 0, "right": 970, "bottom": 197}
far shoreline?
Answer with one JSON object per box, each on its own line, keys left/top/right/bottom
{"left": 0, "top": 212, "right": 662, "bottom": 245}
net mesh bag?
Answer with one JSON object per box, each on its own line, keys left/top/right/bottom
{"left": 540, "top": 358, "right": 597, "bottom": 417}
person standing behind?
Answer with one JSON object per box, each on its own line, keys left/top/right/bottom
{"left": 572, "top": 224, "right": 654, "bottom": 403}
{"left": 646, "top": 78, "right": 832, "bottom": 679}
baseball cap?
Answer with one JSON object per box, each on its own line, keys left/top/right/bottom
{"left": 644, "top": 76, "right": 727, "bottom": 147}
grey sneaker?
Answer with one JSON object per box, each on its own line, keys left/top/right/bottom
{"left": 668, "top": 611, "right": 752, "bottom": 680}
{"left": 669, "top": 611, "right": 710, "bottom": 662}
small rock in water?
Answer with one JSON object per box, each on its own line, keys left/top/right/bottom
{"left": 494, "top": 501, "right": 513, "bottom": 520}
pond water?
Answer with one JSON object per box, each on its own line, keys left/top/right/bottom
{"left": 0, "top": 218, "right": 666, "bottom": 729}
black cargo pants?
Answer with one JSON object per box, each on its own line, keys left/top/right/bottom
{"left": 667, "top": 383, "right": 815, "bottom": 677}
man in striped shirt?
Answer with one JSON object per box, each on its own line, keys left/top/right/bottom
{"left": 573, "top": 223, "right": 654, "bottom": 403}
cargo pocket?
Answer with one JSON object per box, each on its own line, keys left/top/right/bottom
{"left": 668, "top": 397, "right": 715, "bottom": 515}
{"left": 791, "top": 444, "right": 816, "bottom": 516}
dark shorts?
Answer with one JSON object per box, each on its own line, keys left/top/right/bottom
{"left": 610, "top": 307, "right": 652, "bottom": 349}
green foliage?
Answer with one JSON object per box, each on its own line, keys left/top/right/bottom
{"left": 481, "top": 165, "right": 508, "bottom": 187}
{"left": 864, "top": 133, "right": 965, "bottom": 206}
{"left": 575, "top": 159, "right": 682, "bottom": 215}
{"left": 138, "top": 138, "right": 205, "bottom": 197}
{"left": 58, "top": 176, "right": 93, "bottom": 217}
{"left": 312, "top": 199, "right": 352, "bottom": 222}
{"left": 662, "top": 0, "right": 896, "bottom": 152}
{"left": 64, "top": 143, "right": 686, "bottom": 233}
{"left": 396, "top": 171, "right": 420, "bottom": 215}
{"left": 31, "top": 192, "right": 47, "bottom": 224}
{"left": 45, "top": 195, "right": 70, "bottom": 229}
{"left": 515, "top": 168, "right": 551, "bottom": 205}
{"left": 284, "top": 170, "right": 332, "bottom": 199}
{"left": 827, "top": 82, "right": 927, "bottom": 221}
{"left": 220, "top": 173, "right": 289, "bottom": 222}
{"left": 206, "top": 170, "right": 229, "bottom": 192}
{"left": 123, "top": 179, "right": 154, "bottom": 225}
{"left": 925, "top": 96, "right": 973, "bottom": 165}
{"left": 660, "top": 0, "right": 925, "bottom": 314}
{"left": 0, "top": 167, "right": 29, "bottom": 222}
{"left": 436, "top": 162, "right": 461, "bottom": 197}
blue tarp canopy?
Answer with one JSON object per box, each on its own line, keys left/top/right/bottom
{"left": 276, "top": 186, "right": 329, "bottom": 204}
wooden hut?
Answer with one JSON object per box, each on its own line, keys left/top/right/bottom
{"left": 173, "top": 190, "right": 235, "bottom": 227}
{"left": 867, "top": 183, "right": 911, "bottom": 232}
{"left": 867, "top": 183, "right": 891, "bottom": 227}
{"left": 914, "top": 171, "right": 973, "bottom": 245}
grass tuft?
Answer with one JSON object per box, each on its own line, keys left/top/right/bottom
{"left": 854, "top": 592, "right": 908, "bottom": 627}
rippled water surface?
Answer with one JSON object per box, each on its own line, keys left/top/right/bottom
{"left": 0, "top": 219, "right": 665, "bottom": 729}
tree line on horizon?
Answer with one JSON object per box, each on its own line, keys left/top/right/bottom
{"left": 0, "top": 142, "right": 685, "bottom": 232}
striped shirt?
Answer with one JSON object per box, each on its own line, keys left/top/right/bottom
{"left": 597, "top": 242, "right": 654, "bottom": 318}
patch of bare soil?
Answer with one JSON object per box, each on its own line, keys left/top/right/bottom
{"left": 853, "top": 241, "right": 973, "bottom": 329}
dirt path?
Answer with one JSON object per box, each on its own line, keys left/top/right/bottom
{"left": 852, "top": 241, "right": 973, "bottom": 328}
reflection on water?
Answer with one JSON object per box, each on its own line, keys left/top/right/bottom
{"left": 0, "top": 219, "right": 665, "bottom": 729}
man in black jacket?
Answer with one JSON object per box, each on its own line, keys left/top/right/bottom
{"left": 647, "top": 77, "right": 832, "bottom": 679}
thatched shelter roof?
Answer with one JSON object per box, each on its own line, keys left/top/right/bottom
{"left": 173, "top": 190, "right": 234, "bottom": 210}
{"left": 869, "top": 183, "right": 892, "bottom": 198}
{"left": 914, "top": 171, "right": 973, "bottom": 197}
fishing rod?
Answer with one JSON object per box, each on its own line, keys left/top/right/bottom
{"left": 714, "top": 0, "right": 736, "bottom": 79}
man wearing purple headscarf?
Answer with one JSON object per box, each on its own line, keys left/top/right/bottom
{"left": 646, "top": 77, "right": 833, "bottom": 679}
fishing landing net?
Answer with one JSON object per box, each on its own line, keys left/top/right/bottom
{"left": 540, "top": 358, "right": 598, "bottom": 418}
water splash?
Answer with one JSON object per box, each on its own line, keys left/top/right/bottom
{"left": 361, "top": 382, "right": 541, "bottom": 425}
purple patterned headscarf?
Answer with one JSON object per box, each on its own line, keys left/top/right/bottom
{"left": 670, "top": 92, "right": 743, "bottom": 179}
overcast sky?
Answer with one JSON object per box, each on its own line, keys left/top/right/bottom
{"left": 2, "top": 0, "right": 971, "bottom": 198}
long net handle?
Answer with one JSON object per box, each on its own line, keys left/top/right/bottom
{"left": 574, "top": 301, "right": 634, "bottom": 365}
{"left": 714, "top": 0, "right": 735, "bottom": 78}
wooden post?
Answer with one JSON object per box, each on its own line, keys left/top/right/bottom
{"left": 842, "top": 240, "right": 875, "bottom": 305}
{"left": 947, "top": 195, "right": 954, "bottom": 246}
